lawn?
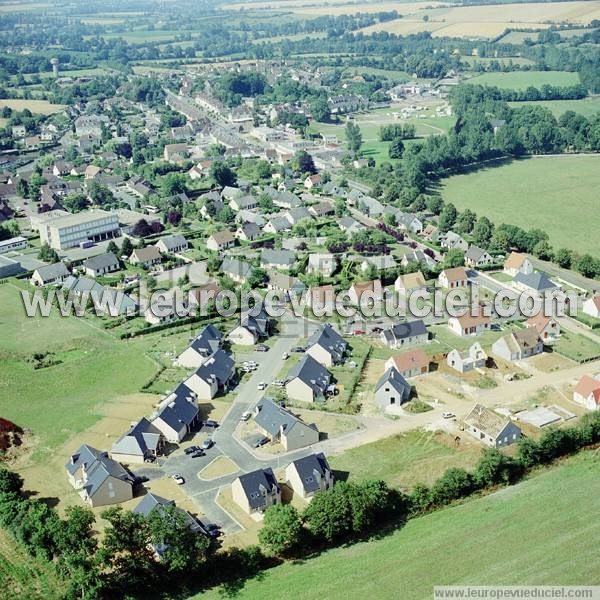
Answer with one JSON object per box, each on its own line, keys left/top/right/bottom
{"left": 329, "top": 430, "right": 482, "bottom": 489}
{"left": 196, "top": 450, "right": 600, "bottom": 599}
{"left": 439, "top": 155, "right": 600, "bottom": 255}
{"left": 429, "top": 323, "right": 509, "bottom": 353}
{"left": 0, "top": 284, "right": 158, "bottom": 460}
{"left": 466, "top": 70, "right": 581, "bottom": 90}
{"left": 552, "top": 330, "right": 600, "bottom": 362}
{"left": 508, "top": 97, "right": 600, "bottom": 118}
{"left": 0, "top": 99, "right": 66, "bottom": 115}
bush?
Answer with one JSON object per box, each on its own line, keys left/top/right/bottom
{"left": 430, "top": 468, "right": 473, "bottom": 506}
{"left": 258, "top": 504, "right": 303, "bottom": 557}
{"left": 473, "top": 449, "right": 523, "bottom": 488}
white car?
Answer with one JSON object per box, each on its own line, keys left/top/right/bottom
{"left": 171, "top": 474, "right": 185, "bottom": 485}
{"left": 282, "top": 352, "right": 289, "bottom": 360}
{"left": 442, "top": 412, "right": 455, "bottom": 419}
{"left": 241, "top": 411, "right": 252, "bottom": 421}
{"left": 257, "top": 382, "right": 267, "bottom": 390}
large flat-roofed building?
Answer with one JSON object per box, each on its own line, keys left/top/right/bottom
{"left": 38, "top": 209, "right": 120, "bottom": 250}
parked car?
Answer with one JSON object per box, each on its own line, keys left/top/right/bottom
{"left": 201, "top": 439, "right": 214, "bottom": 450}
{"left": 171, "top": 474, "right": 185, "bottom": 485}
{"left": 293, "top": 346, "right": 305, "bottom": 353}
{"left": 282, "top": 352, "right": 289, "bottom": 360}
{"left": 204, "top": 419, "right": 219, "bottom": 428}
{"left": 204, "top": 523, "right": 222, "bottom": 538}
{"left": 253, "top": 436, "right": 269, "bottom": 448}
{"left": 256, "top": 344, "right": 269, "bottom": 352}
{"left": 271, "top": 380, "right": 285, "bottom": 387}
{"left": 241, "top": 411, "right": 253, "bottom": 421}
{"left": 191, "top": 450, "right": 205, "bottom": 458}
{"left": 257, "top": 382, "right": 267, "bottom": 390}
{"left": 144, "top": 455, "right": 156, "bottom": 463}
{"left": 442, "top": 412, "right": 455, "bottom": 419}
{"left": 184, "top": 446, "right": 200, "bottom": 455}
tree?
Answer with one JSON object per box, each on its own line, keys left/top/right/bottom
{"left": 258, "top": 504, "right": 303, "bottom": 557}
{"left": 472, "top": 216, "right": 494, "bottom": 247}
{"left": 489, "top": 228, "right": 511, "bottom": 254}
{"left": 63, "top": 193, "right": 89, "bottom": 213}
{"left": 38, "top": 242, "right": 59, "bottom": 263}
{"left": 444, "top": 248, "right": 465, "bottom": 268}
{"left": 293, "top": 150, "right": 316, "bottom": 175}
{"left": 120, "top": 237, "right": 134, "bottom": 259}
{"left": 247, "top": 267, "right": 267, "bottom": 288}
{"left": 532, "top": 239, "right": 553, "bottom": 261}
{"left": 0, "top": 467, "right": 23, "bottom": 494}
{"left": 430, "top": 467, "right": 473, "bottom": 506}
{"left": 554, "top": 247, "right": 572, "bottom": 269}
{"left": 345, "top": 122, "right": 363, "bottom": 156}
{"left": 88, "top": 181, "right": 114, "bottom": 206}
{"left": 456, "top": 209, "right": 477, "bottom": 235}
{"left": 303, "top": 483, "right": 353, "bottom": 542}
{"left": 575, "top": 254, "right": 599, "bottom": 278}
{"left": 16, "top": 178, "right": 28, "bottom": 198}
{"left": 472, "top": 448, "right": 523, "bottom": 488}
{"left": 311, "top": 97, "right": 330, "bottom": 123}
{"left": 206, "top": 143, "right": 226, "bottom": 157}
{"left": 160, "top": 172, "right": 187, "bottom": 197}
{"left": 388, "top": 137, "right": 404, "bottom": 159}
{"left": 438, "top": 203, "right": 457, "bottom": 233}
{"left": 210, "top": 162, "right": 236, "bottom": 187}
{"left": 426, "top": 196, "right": 443, "bottom": 215}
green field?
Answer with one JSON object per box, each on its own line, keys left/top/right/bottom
{"left": 466, "top": 70, "right": 580, "bottom": 90}
{"left": 196, "top": 451, "right": 600, "bottom": 599}
{"left": 508, "top": 97, "right": 600, "bottom": 118}
{"left": 553, "top": 330, "right": 600, "bottom": 362}
{"left": 439, "top": 155, "right": 600, "bottom": 255}
{"left": 0, "top": 283, "right": 158, "bottom": 460}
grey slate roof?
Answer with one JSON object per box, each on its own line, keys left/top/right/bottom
{"left": 157, "top": 234, "right": 187, "bottom": 252}
{"left": 261, "top": 249, "right": 296, "bottom": 268}
{"left": 382, "top": 320, "right": 428, "bottom": 344}
{"left": 465, "top": 245, "right": 488, "bottom": 262}
{"left": 375, "top": 367, "right": 411, "bottom": 398}
{"left": 65, "top": 444, "right": 102, "bottom": 476}
{"left": 240, "top": 306, "right": 270, "bottom": 338}
{"left": 111, "top": 417, "right": 162, "bottom": 458}
{"left": 154, "top": 383, "right": 199, "bottom": 430}
{"left": 306, "top": 324, "right": 347, "bottom": 363}
{"left": 195, "top": 349, "right": 235, "bottom": 386}
{"left": 35, "top": 262, "right": 69, "bottom": 282}
{"left": 289, "top": 453, "right": 331, "bottom": 493}
{"left": 236, "top": 468, "right": 279, "bottom": 510}
{"left": 133, "top": 493, "right": 202, "bottom": 536}
{"left": 254, "top": 398, "right": 317, "bottom": 438}
{"left": 189, "top": 324, "right": 222, "bottom": 357}
{"left": 514, "top": 271, "right": 557, "bottom": 292}
{"left": 287, "top": 355, "right": 332, "bottom": 396}
{"left": 221, "top": 257, "right": 253, "bottom": 280}
{"left": 82, "top": 252, "right": 119, "bottom": 272}
{"left": 238, "top": 222, "right": 261, "bottom": 238}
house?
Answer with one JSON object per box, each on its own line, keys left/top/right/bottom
{"left": 53, "top": 161, "right": 72, "bottom": 177}
{"left": 231, "top": 468, "right": 280, "bottom": 515}
{"left": 0, "top": 236, "right": 26, "bottom": 255}
{"left": 464, "top": 404, "right": 522, "bottom": 447}
{"left": 63, "top": 276, "right": 137, "bottom": 316}
{"left": 229, "top": 307, "right": 270, "bottom": 345}
{"left": 65, "top": 445, "right": 134, "bottom": 507}
{"left": 126, "top": 175, "right": 154, "bottom": 198}
{"left": 284, "top": 206, "right": 312, "bottom": 226}
{"left": 492, "top": 328, "right": 544, "bottom": 362}
{"left": 304, "top": 174, "right": 321, "bottom": 189}
{"left": 583, "top": 295, "right": 600, "bottom": 319}
{"left": 254, "top": 398, "right": 319, "bottom": 451}
{"left": 308, "top": 253, "right": 336, "bottom": 278}
{"left": 84, "top": 164, "right": 102, "bottom": 180}
{"left": 306, "top": 284, "right": 335, "bottom": 311}
{"left": 260, "top": 249, "right": 295, "bottom": 270}
{"left": 421, "top": 224, "right": 439, "bottom": 242}
{"left": 401, "top": 249, "right": 437, "bottom": 269}
{"left": 263, "top": 215, "right": 290, "bottom": 234}
{"left": 395, "top": 271, "right": 427, "bottom": 295}
{"left": 236, "top": 222, "right": 261, "bottom": 242}
{"left": 355, "top": 254, "right": 397, "bottom": 273}
{"left": 229, "top": 194, "right": 258, "bottom": 212}
{"left": 129, "top": 246, "right": 162, "bottom": 268}
{"left": 206, "top": 230, "right": 235, "bottom": 252}
{"left": 440, "top": 231, "right": 468, "bottom": 251}
{"left": 163, "top": 143, "right": 189, "bottom": 162}
{"left": 285, "top": 453, "right": 333, "bottom": 500}
{"left": 374, "top": 367, "right": 411, "bottom": 409}
{"left": 447, "top": 343, "right": 487, "bottom": 373}
{"left": 273, "top": 191, "right": 302, "bottom": 210}
{"left": 285, "top": 354, "right": 332, "bottom": 403}
{"left": 573, "top": 375, "right": 600, "bottom": 410}
{"left": 513, "top": 271, "right": 558, "bottom": 296}
{"left": 526, "top": 313, "right": 560, "bottom": 341}
{"left": 397, "top": 212, "right": 423, "bottom": 235}
{"left": 308, "top": 201, "right": 334, "bottom": 218}
{"left": 184, "top": 349, "right": 236, "bottom": 400}
{"left": 82, "top": 252, "right": 120, "bottom": 277}
{"left": 305, "top": 324, "right": 347, "bottom": 367}
{"left": 380, "top": 320, "right": 428, "bottom": 349}
{"left": 110, "top": 418, "right": 164, "bottom": 464}
{"left": 385, "top": 348, "right": 429, "bottom": 378}
{"left": 465, "top": 245, "right": 493, "bottom": 268}
{"left": 438, "top": 267, "right": 469, "bottom": 289}
{"left": 347, "top": 279, "right": 383, "bottom": 306}
{"left": 220, "top": 257, "right": 253, "bottom": 284}
{"left": 357, "top": 195, "right": 385, "bottom": 217}
{"left": 156, "top": 235, "right": 188, "bottom": 255}
{"left": 267, "top": 272, "right": 306, "bottom": 298}
{"left": 151, "top": 384, "right": 200, "bottom": 443}
{"left": 175, "top": 324, "right": 222, "bottom": 368}
{"left": 221, "top": 186, "right": 241, "bottom": 200}
{"left": 31, "top": 262, "right": 70, "bottom": 287}
{"left": 144, "top": 289, "right": 189, "bottom": 325}
{"left": 447, "top": 311, "right": 491, "bottom": 337}
{"left": 503, "top": 252, "right": 533, "bottom": 277}
{"left": 339, "top": 216, "right": 365, "bottom": 236}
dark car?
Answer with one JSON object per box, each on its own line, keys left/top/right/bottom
{"left": 256, "top": 344, "right": 269, "bottom": 352}
{"left": 253, "top": 436, "right": 269, "bottom": 448}
{"left": 191, "top": 450, "right": 205, "bottom": 458}
{"left": 184, "top": 446, "right": 200, "bottom": 455}
{"left": 293, "top": 346, "right": 305, "bottom": 353}
{"left": 144, "top": 455, "right": 156, "bottom": 463}
{"left": 133, "top": 475, "right": 149, "bottom": 485}
{"left": 205, "top": 524, "right": 222, "bottom": 538}
{"left": 204, "top": 419, "right": 219, "bottom": 428}
{"left": 201, "top": 438, "right": 215, "bottom": 450}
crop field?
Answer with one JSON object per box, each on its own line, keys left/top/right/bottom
{"left": 196, "top": 451, "right": 600, "bottom": 600}
{"left": 0, "top": 99, "right": 66, "bottom": 115}
{"left": 508, "top": 97, "right": 600, "bottom": 118}
{"left": 466, "top": 70, "right": 581, "bottom": 89}
{"left": 461, "top": 55, "right": 536, "bottom": 67}
{"left": 221, "top": 1, "right": 446, "bottom": 14}
{"left": 440, "top": 155, "right": 600, "bottom": 255}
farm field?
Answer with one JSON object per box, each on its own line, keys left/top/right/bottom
{"left": 461, "top": 55, "right": 536, "bottom": 67}
{"left": 0, "top": 99, "right": 66, "bottom": 115}
{"left": 466, "top": 70, "right": 581, "bottom": 89}
{"left": 439, "top": 155, "right": 600, "bottom": 255}
{"left": 508, "top": 97, "right": 600, "bottom": 118}
{"left": 0, "top": 283, "right": 158, "bottom": 461}
{"left": 196, "top": 451, "right": 600, "bottom": 600}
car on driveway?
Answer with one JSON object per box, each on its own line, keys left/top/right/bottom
{"left": 282, "top": 352, "right": 289, "bottom": 359}
{"left": 204, "top": 419, "right": 219, "bottom": 428}
{"left": 241, "top": 411, "right": 252, "bottom": 421}
{"left": 190, "top": 450, "right": 205, "bottom": 458}
{"left": 253, "top": 436, "right": 269, "bottom": 448}
{"left": 257, "top": 382, "right": 267, "bottom": 390}
{"left": 201, "top": 438, "right": 214, "bottom": 450}
{"left": 442, "top": 411, "right": 455, "bottom": 419}
{"left": 171, "top": 474, "right": 185, "bottom": 485}
{"left": 271, "top": 380, "right": 285, "bottom": 387}
{"left": 293, "top": 346, "right": 305, "bottom": 353}
{"left": 184, "top": 446, "right": 200, "bottom": 455}
{"left": 202, "top": 523, "right": 222, "bottom": 538}
{"left": 256, "top": 344, "right": 269, "bottom": 352}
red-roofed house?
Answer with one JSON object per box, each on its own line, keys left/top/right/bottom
{"left": 583, "top": 295, "right": 600, "bottom": 319}
{"left": 385, "top": 348, "right": 429, "bottom": 378}
{"left": 573, "top": 375, "right": 600, "bottom": 410}
{"left": 526, "top": 313, "right": 560, "bottom": 341}
{"left": 438, "top": 267, "right": 468, "bottom": 289}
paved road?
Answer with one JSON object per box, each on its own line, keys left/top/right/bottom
{"left": 529, "top": 256, "right": 600, "bottom": 293}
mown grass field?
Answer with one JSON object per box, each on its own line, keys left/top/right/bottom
{"left": 0, "top": 99, "right": 66, "bottom": 115}
{"left": 439, "top": 155, "right": 600, "bottom": 255}
{"left": 508, "top": 97, "right": 600, "bottom": 118}
{"left": 195, "top": 451, "right": 600, "bottom": 600}
{"left": 466, "top": 70, "right": 581, "bottom": 89}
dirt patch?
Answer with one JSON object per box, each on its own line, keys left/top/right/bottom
{"left": 529, "top": 352, "right": 576, "bottom": 373}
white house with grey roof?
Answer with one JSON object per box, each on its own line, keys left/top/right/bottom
{"left": 374, "top": 367, "right": 412, "bottom": 409}
{"left": 308, "top": 253, "right": 337, "bottom": 277}
{"left": 305, "top": 323, "right": 347, "bottom": 367}
{"left": 156, "top": 234, "right": 188, "bottom": 255}
{"left": 220, "top": 257, "right": 253, "bottom": 283}
{"left": 82, "top": 252, "right": 120, "bottom": 277}
{"left": 151, "top": 384, "right": 200, "bottom": 443}
{"left": 184, "top": 349, "right": 236, "bottom": 400}
{"left": 31, "top": 262, "right": 70, "bottom": 286}
{"left": 231, "top": 468, "right": 281, "bottom": 515}
{"left": 110, "top": 417, "right": 164, "bottom": 464}
{"left": 285, "top": 354, "right": 333, "bottom": 404}
{"left": 512, "top": 271, "right": 558, "bottom": 296}
{"left": 253, "top": 398, "right": 319, "bottom": 451}
{"left": 229, "top": 306, "right": 270, "bottom": 346}
{"left": 465, "top": 245, "right": 493, "bottom": 268}
{"left": 464, "top": 404, "right": 522, "bottom": 447}
{"left": 380, "top": 320, "right": 428, "bottom": 349}
{"left": 175, "top": 324, "right": 222, "bottom": 368}
{"left": 285, "top": 453, "right": 333, "bottom": 500}
{"left": 260, "top": 249, "right": 296, "bottom": 270}
{"left": 65, "top": 444, "right": 134, "bottom": 507}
